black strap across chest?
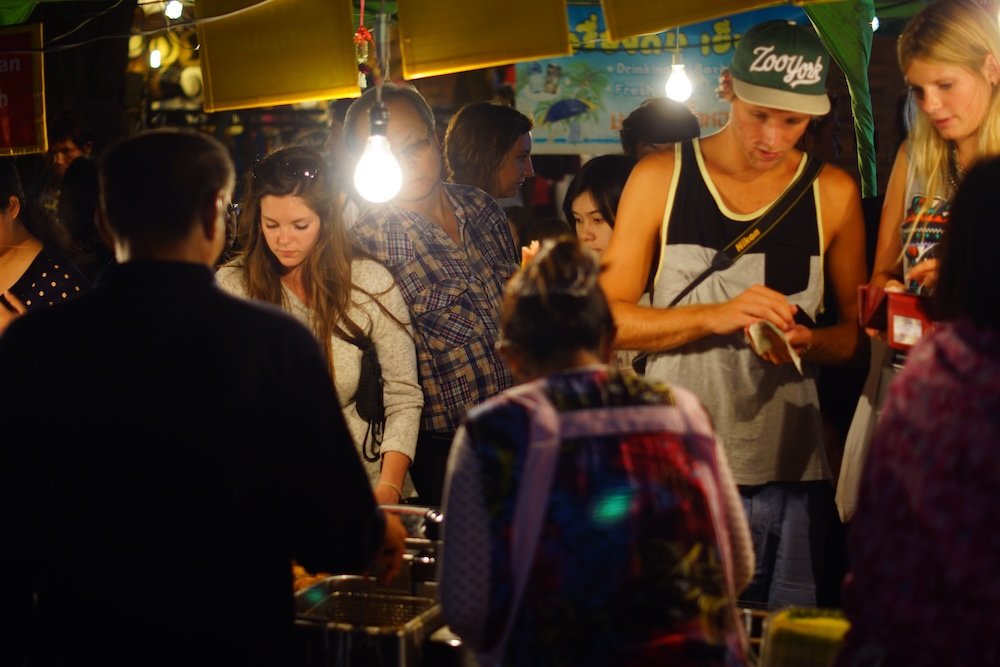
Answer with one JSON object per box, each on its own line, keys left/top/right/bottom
{"left": 666, "top": 148, "right": 824, "bottom": 308}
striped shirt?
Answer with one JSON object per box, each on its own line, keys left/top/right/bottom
{"left": 350, "top": 183, "right": 519, "bottom": 434}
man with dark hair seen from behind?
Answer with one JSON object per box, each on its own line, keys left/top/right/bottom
{"left": 619, "top": 96, "right": 701, "bottom": 159}
{"left": 0, "top": 128, "right": 406, "bottom": 666}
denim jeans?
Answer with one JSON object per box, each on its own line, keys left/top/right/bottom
{"left": 737, "top": 481, "right": 840, "bottom": 609}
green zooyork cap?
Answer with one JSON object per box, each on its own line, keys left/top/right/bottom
{"left": 730, "top": 20, "right": 830, "bottom": 116}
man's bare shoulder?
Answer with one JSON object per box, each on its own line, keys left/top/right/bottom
{"left": 815, "top": 161, "right": 864, "bottom": 240}
{"left": 816, "top": 161, "right": 862, "bottom": 196}
{"left": 632, "top": 145, "right": 678, "bottom": 178}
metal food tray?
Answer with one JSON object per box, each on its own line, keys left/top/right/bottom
{"left": 294, "top": 575, "right": 443, "bottom": 667}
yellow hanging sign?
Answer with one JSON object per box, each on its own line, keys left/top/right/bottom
{"left": 398, "top": 0, "right": 572, "bottom": 80}
{"left": 196, "top": 0, "right": 360, "bottom": 112}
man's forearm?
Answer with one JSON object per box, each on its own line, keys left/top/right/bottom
{"left": 609, "top": 300, "right": 719, "bottom": 352}
{"left": 801, "top": 320, "right": 866, "bottom": 367}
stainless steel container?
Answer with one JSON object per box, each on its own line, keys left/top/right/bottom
{"left": 294, "top": 575, "right": 443, "bottom": 667}
{"left": 293, "top": 506, "right": 447, "bottom": 667}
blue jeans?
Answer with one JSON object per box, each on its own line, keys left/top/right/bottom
{"left": 738, "top": 481, "right": 839, "bottom": 609}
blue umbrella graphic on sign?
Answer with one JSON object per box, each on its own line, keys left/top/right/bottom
{"left": 541, "top": 98, "right": 595, "bottom": 124}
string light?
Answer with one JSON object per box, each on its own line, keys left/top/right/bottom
{"left": 149, "top": 47, "right": 161, "bottom": 68}
{"left": 164, "top": 1, "right": 183, "bottom": 20}
{"left": 353, "top": 9, "right": 403, "bottom": 203}
{"left": 665, "top": 26, "right": 692, "bottom": 102}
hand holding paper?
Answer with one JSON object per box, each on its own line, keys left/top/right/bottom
{"left": 746, "top": 320, "right": 804, "bottom": 375}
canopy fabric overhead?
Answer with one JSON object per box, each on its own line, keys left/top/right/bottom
{"left": 195, "top": 0, "right": 360, "bottom": 112}
{"left": 391, "top": 0, "right": 881, "bottom": 193}
{"left": 0, "top": 0, "right": 36, "bottom": 27}
{"left": 397, "top": 0, "right": 571, "bottom": 80}
{"left": 806, "top": 0, "right": 877, "bottom": 197}
{"left": 600, "top": 0, "right": 879, "bottom": 197}
{"left": 599, "top": 0, "right": 833, "bottom": 41}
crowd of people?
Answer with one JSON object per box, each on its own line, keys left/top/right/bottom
{"left": 1, "top": 1, "right": 997, "bottom": 665}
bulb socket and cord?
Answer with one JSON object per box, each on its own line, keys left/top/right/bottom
{"left": 353, "top": 11, "right": 404, "bottom": 204}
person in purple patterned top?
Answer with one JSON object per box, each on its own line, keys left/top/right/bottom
{"left": 837, "top": 155, "right": 1000, "bottom": 667}
{"left": 439, "top": 239, "right": 753, "bottom": 666}
{"left": 345, "top": 84, "right": 519, "bottom": 506}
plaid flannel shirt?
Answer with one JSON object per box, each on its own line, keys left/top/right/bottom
{"left": 350, "top": 183, "right": 519, "bottom": 434}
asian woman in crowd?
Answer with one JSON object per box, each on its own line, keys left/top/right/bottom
{"left": 563, "top": 153, "right": 642, "bottom": 375}
{"left": 562, "top": 153, "right": 637, "bottom": 257}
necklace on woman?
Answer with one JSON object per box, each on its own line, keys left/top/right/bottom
{"left": 948, "top": 143, "right": 965, "bottom": 195}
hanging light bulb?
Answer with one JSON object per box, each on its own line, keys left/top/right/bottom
{"left": 665, "top": 53, "right": 692, "bottom": 102}
{"left": 149, "top": 48, "right": 162, "bottom": 69}
{"left": 354, "top": 101, "right": 402, "bottom": 203}
{"left": 665, "top": 27, "right": 692, "bottom": 102}
{"left": 164, "top": 0, "right": 183, "bottom": 20}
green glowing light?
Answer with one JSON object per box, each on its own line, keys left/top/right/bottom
{"left": 591, "top": 489, "right": 632, "bottom": 524}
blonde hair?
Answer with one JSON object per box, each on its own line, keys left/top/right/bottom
{"left": 898, "top": 0, "right": 1000, "bottom": 224}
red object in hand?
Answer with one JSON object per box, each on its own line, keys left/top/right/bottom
{"left": 886, "top": 292, "right": 934, "bottom": 351}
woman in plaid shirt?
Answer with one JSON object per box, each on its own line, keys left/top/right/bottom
{"left": 345, "top": 84, "right": 521, "bottom": 506}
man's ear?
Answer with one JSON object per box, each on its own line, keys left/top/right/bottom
{"left": 200, "top": 192, "right": 225, "bottom": 242}
{"left": 5, "top": 195, "right": 20, "bottom": 219}
{"left": 82, "top": 141, "right": 94, "bottom": 157}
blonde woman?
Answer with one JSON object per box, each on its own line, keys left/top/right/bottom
{"left": 871, "top": 0, "right": 1000, "bottom": 296}
{"left": 839, "top": 0, "right": 1000, "bottom": 521}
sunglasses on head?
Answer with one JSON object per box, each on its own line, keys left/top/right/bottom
{"left": 251, "top": 155, "right": 324, "bottom": 183}
{"left": 226, "top": 202, "right": 241, "bottom": 225}
{"left": 224, "top": 202, "right": 241, "bottom": 251}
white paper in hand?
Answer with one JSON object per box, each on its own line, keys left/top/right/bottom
{"left": 747, "top": 321, "right": 803, "bottom": 375}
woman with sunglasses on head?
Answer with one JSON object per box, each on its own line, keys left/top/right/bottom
{"left": 216, "top": 145, "right": 423, "bottom": 506}
{"left": 839, "top": 0, "right": 1000, "bottom": 522}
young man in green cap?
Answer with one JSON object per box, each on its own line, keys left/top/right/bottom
{"left": 600, "top": 19, "right": 867, "bottom": 609}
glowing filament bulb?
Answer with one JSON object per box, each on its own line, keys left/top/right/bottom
{"left": 665, "top": 63, "right": 692, "bottom": 102}
{"left": 354, "top": 134, "right": 402, "bottom": 203}
{"left": 165, "top": 1, "right": 183, "bottom": 20}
